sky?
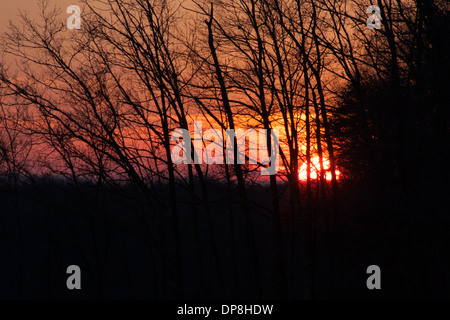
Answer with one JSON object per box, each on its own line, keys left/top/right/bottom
{"left": 0, "top": 0, "right": 79, "bottom": 34}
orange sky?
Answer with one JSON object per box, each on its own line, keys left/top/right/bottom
{"left": 0, "top": 0, "right": 342, "bottom": 180}
{"left": 0, "top": 0, "right": 80, "bottom": 33}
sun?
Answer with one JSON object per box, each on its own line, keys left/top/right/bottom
{"left": 299, "top": 156, "right": 341, "bottom": 181}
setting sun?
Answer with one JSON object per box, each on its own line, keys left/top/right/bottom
{"left": 299, "top": 157, "right": 341, "bottom": 181}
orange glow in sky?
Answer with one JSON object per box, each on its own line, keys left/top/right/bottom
{"left": 299, "top": 156, "right": 341, "bottom": 181}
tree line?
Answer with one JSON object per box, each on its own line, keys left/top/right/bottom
{"left": 0, "top": 0, "right": 448, "bottom": 298}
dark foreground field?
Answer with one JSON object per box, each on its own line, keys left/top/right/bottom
{"left": 1, "top": 176, "right": 448, "bottom": 299}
